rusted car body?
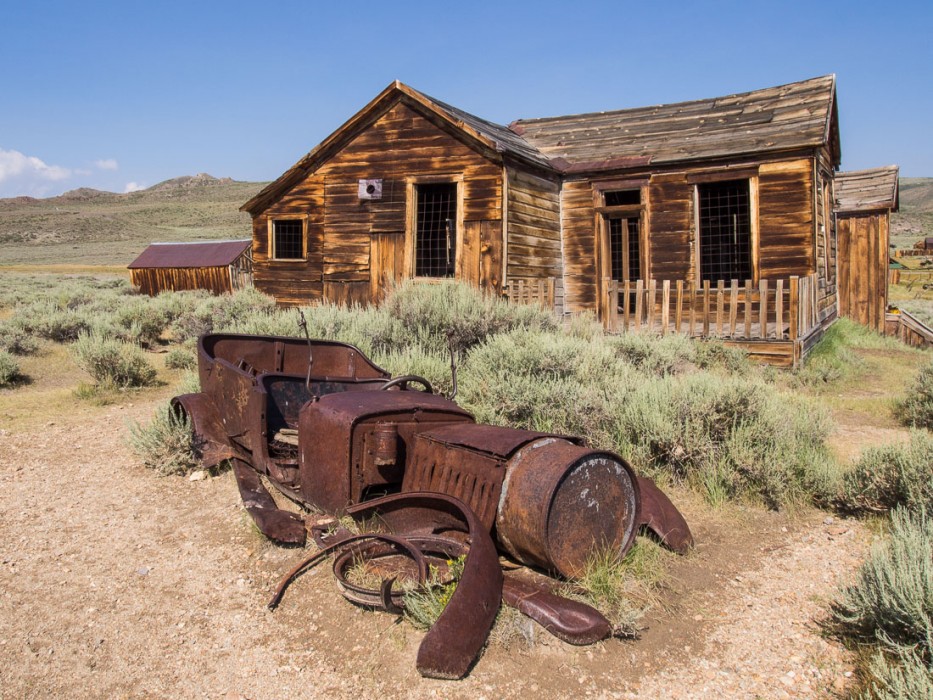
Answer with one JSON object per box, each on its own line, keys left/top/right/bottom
{"left": 173, "top": 332, "right": 692, "bottom": 678}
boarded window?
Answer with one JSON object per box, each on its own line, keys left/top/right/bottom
{"left": 698, "top": 180, "right": 751, "bottom": 282}
{"left": 273, "top": 219, "right": 304, "bottom": 260}
{"left": 415, "top": 183, "right": 457, "bottom": 277}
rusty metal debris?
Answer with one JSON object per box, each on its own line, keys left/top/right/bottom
{"left": 173, "top": 332, "right": 694, "bottom": 678}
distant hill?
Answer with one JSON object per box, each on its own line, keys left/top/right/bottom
{"left": 0, "top": 174, "right": 266, "bottom": 267}
{"left": 892, "top": 177, "right": 933, "bottom": 248}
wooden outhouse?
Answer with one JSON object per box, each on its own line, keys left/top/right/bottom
{"left": 128, "top": 239, "right": 253, "bottom": 295}
{"left": 245, "top": 76, "right": 848, "bottom": 365}
{"left": 834, "top": 166, "right": 899, "bottom": 331}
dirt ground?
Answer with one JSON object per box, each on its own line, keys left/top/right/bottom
{"left": 0, "top": 387, "right": 888, "bottom": 700}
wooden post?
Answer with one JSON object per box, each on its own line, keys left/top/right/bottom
{"left": 744, "top": 280, "right": 752, "bottom": 338}
{"left": 688, "top": 285, "right": 696, "bottom": 336}
{"left": 601, "top": 277, "right": 611, "bottom": 329}
{"left": 646, "top": 279, "right": 657, "bottom": 331}
{"left": 546, "top": 277, "right": 555, "bottom": 309}
{"left": 661, "top": 280, "right": 671, "bottom": 336}
{"left": 775, "top": 279, "right": 784, "bottom": 339}
{"left": 702, "top": 280, "right": 711, "bottom": 336}
{"left": 675, "top": 280, "right": 684, "bottom": 334}
{"left": 608, "top": 280, "right": 619, "bottom": 331}
{"left": 729, "top": 279, "right": 738, "bottom": 337}
{"left": 789, "top": 276, "right": 799, "bottom": 340}
{"left": 716, "top": 279, "right": 725, "bottom": 337}
{"left": 623, "top": 280, "right": 631, "bottom": 332}
{"left": 759, "top": 279, "right": 769, "bottom": 339}
{"left": 634, "top": 279, "right": 644, "bottom": 331}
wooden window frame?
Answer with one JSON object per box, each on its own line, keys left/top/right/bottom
{"left": 692, "top": 175, "right": 760, "bottom": 287}
{"left": 404, "top": 174, "right": 464, "bottom": 281}
{"left": 267, "top": 214, "right": 309, "bottom": 262}
{"left": 594, "top": 182, "right": 648, "bottom": 283}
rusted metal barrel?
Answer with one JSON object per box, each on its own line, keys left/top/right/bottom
{"left": 495, "top": 438, "right": 641, "bottom": 578}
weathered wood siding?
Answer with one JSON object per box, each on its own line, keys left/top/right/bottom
{"left": 506, "top": 168, "right": 562, "bottom": 284}
{"left": 130, "top": 266, "right": 235, "bottom": 296}
{"left": 838, "top": 212, "right": 888, "bottom": 331}
{"left": 758, "top": 159, "right": 814, "bottom": 279}
{"left": 560, "top": 180, "right": 598, "bottom": 312}
{"left": 647, "top": 173, "right": 694, "bottom": 283}
{"left": 253, "top": 101, "right": 503, "bottom": 306}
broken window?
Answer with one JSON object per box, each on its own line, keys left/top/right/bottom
{"left": 698, "top": 179, "right": 751, "bottom": 282}
{"left": 415, "top": 183, "right": 457, "bottom": 278}
{"left": 272, "top": 219, "right": 304, "bottom": 260}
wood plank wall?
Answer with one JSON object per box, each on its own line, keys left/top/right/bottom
{"left": 838, "top": 212, "right": 888, "bottom": 331}
{"left": 506, "top": 168, "right": 562, "bottom": 284}
{"left": 252, "top": 101, "right": 503, "bottom": 306}
{"left": 560, "top": 156, "right": 820, "bottom": 315}
{"left": 130, "top": 266, "right": 235, "bottom": 296}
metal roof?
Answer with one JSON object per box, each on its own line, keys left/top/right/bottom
{"left": 127, "top": 239, "right": 251, "bottom": 269}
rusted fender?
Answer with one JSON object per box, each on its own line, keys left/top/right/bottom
{"left": 503, "top": 575, "right": 611, "bottom": 645}
{"left": 231, "top": 458, "right": 306, "bottom": 546}
{"left": 637, "top": 476, "right": 694, "bottom": 554}
{"left": 170, "top": 392, "right": 241, "bottom": 469}
{"left": 346, "top": 492, "right": 503, "bottom": 681}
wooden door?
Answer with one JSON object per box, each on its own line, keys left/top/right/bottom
{"left": 370, "top": 232, "right": 405, "bottom": 302}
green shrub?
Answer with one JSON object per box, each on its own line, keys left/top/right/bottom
{"left": 831, "top": 508, "right": 933, "bottom": 658}
{"left": 0, "top": 321, "right": 39, "bottom": 355}
{"left": 71, "top": 332, "right": 158, "bottom": 388}
{"left": 110, "top": 300, "right": 169, "bottom": 348}
{"left": 860, "top": 649, "right": 933, "bottom": 700}
{"left": 127, "top": 403, "right": 200, "bottom": 475}
{"left": 839, "top": 431, "right": 933, "bottom": 514}
{"left": 897, "top": 360, "right": 933, "bottom": 430}
{"left": 164, "top": 347, "right": 197, "bottom": 370}
{"left": 0, "top": 351, "right": 22, "bottom": 387}
{"left": 15, "top": 301, "right": 92, "bottom": 342}
{"left": 402, "top": 555, "right": 465, "bottom": 630}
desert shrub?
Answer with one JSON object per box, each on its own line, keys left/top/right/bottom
{"left": 175, "top": 370, "right": 201, "bottom": 395}
{"left": 831, "top": 508, "right": 933, "bottom": 659}
{"left": 896, "top": 359, "right": 933, "bottom": 430}
{"left": 839, "top": 431, "right": 933, "bottom": 514}
{"left": 0, "top": 321, "right": 39, "bottom": 355}
{"left": 386, "top": 280, "right": 558, "bottom": 353}
{"left": 15, "top": 300, "right": 93, "bottom": 342}
{"left": 860, "top": 648, "right": 933, "bottom": 700}
{"left": 109, "top": 299, "right": 169, "bottom": 348}
{"left": 170, "top": 287, "right": 278, "bottom": 343}
{"left": 71, "top": 332, "right": 158, "bottom": 388}
{"left": 794, "top": 318, "right": 908, "bottom": 388}
{"left": 127, "top": 403, "right": 200, "bottom": 476}
{"left": 609, "top": 332, "right": 697, "bottom": 376}
{"left": 164, "top": 347, "right": 197, "bottom": 370}
{"left": 402, "top": 555, "right": 465, "bottom": 630}
{"left": 0, "top": 351, "right": 22, "bottom": 387}
{"left": 614, "top": 372, "right": 834, "bottom": 507}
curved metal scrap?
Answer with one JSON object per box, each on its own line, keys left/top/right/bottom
{"left": 636, "top": 476, "right": 694, "bottom": 554}
{"left": 344, "top": 492, "right": 503, "bottom": 680}
{"left": 502, "top": 575, "right": 612, "bottom": 645}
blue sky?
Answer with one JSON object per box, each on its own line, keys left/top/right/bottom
{"left": 1, "top": 0, "right": 931, "bottom": 197}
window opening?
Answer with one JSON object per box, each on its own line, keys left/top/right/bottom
{"left": 273, "top": 219, "right": 304, "bottom": 260}
{"left": 698, "top": 179, "right": 751, "bottom": 282}
{"left": 608, "top": 218, "right": 641, "bottom": 281}
{"left": 415, "top": 183, "right": 457, "bottom": 277}
{"left": 604, "top": 189, "right": 641, "bottom": 207}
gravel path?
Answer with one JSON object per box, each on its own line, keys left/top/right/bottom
{"left": 0, "top": 399, "right": 869, "bottom": 699}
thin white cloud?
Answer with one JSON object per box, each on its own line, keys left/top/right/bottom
{"left": 0, "top": 148, "right": 70, "bottom": 184}
{"left": 124, "top": 181, "right": 144, "bottom": 193}
{"left": 94, "top": 158, "right": 119, "bottom": 171}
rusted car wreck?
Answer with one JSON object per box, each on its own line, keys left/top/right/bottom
{"left": 173, "top": 332, "right": 693, "bottom": 679}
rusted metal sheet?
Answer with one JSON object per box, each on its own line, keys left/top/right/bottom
{"left": 636, "top": 476, "right": 694, "bottom": 554}
{"left": 502, "top": 575, "right": 611, "bottom": 645}
{"left": 128, "top": 239, "right": 252, "bottom": 269}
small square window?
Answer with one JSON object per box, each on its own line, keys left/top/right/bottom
{"left": 273, "top": 219, "right": 304, "bottom": 260}
{"left": 604, "top": 190, "right": 641, "bottom": 207}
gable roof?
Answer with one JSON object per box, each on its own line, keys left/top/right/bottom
{"left": 128, "top": 239, "right": 251, "bottom": 269}
{"left": 510, "top": 75, "right": 840, "bottom": 171}
{"left": 242, "top": 81, "right": 552, "bottom": 215}
{"left": 834, "top": 166, "right": 900, "bottom": 213}
{"left": 244, "top": 75, "right": 841, "bottom": 214}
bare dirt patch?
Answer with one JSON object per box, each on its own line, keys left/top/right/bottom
{"left": 0, "top": 395, "right": 869, "bottom": 699}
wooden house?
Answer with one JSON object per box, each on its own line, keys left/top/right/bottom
{"left": 834, "top": 166, "right": 899, "bottom": 331}
{"left": 244, "top": 76, "right": 844, "bottom": 365}
{"left": 128, "top": 239, "right": 253, "bottom": 296}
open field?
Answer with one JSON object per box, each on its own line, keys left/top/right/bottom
{"left": 1, "top": 272, "right": 931, "bottom": 698}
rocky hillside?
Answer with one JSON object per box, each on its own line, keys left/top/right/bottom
{"left": 892, "top": 177, "right": 933, "bottom": 248}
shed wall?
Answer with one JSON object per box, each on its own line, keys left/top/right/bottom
{"left": 838, "top": 212, "right": 889, "bottom": 331}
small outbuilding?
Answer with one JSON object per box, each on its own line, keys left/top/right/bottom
{"left": 834, "top": 166, "right": 899, "bottom": 331}
{"left": 128, "top": 239, "right": 253, "bottom": 296}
